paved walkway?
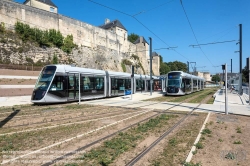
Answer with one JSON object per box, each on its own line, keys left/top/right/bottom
{"left": 0, "top": 90, "right": 249, "bottom": 116}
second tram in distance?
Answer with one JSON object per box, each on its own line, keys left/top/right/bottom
{"left": 163, "top": 71, "right": 205, "bottom": 95}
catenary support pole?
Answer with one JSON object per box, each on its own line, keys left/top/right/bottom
{"left": 248, "top": 57, "right": 250, "bottom": 105}
{"left": 231, "top": 59, "right": 232, "bottom": 73}
{"left": 149, "top": 37, "right": 152, "bottom": 96}
{"left": 78, "top": 73, "right": 81, "bottom": 105}
{"left": 225, "top": 63, "right": 228, "bottom": 115}
{"left": 239, "top": 24, "right": 242, "bottom": 95}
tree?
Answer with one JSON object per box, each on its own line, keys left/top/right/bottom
{"left": 160, "top": 62, "right": 170, "bottom": 75}
{"left": 128, "top": 33, "right": 139, "bottom": 43}
{"left": 166, "top": 61, "right": 187, "bottom": 72}
{"left": 212, "top": 74, "right": 220, "bottom": 82}
{"left": 159, "top": 56, "right": 170, "bottom": 74}
{"left": 242, "top": 66, "right": 248, "bottom": 83}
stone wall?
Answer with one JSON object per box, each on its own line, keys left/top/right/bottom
{"left": 0, "top": 0, "right": 160, "bottom": 75}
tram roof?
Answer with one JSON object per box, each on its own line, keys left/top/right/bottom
{"left": 107, "top": 70, "right": 131, "bottom": 77}
{"left": 168, "top": 71, "right": 204, "bottom": 80}
{"left": 52, "top": 65, "right": 106, "bottom": 75}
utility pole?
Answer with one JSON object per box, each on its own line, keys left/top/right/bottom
{"left": 239, "top": 24, "right": 242, "bottom": 95}
{"left": 149, "top": 37, "right": 152, "bottom": 96}
{"left": 187, "top": 61, "right": 189, "bottom": 73}
{"left": 231, "top": 59, "right": 232, "bottom": 73}
{"left": 225, "top": 63, "right": 228, "bottom": 115}
{"left": 248, "top": 57, "right": 250, "bottom": 105}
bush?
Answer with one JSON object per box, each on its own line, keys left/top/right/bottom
{"left": 61, "top": 35, "right": 76, "bottom": 54}
{"left": 14, "top": 21, "right": 75, "bottom": 53}
{"left": 121, "top": 62, "right": 126, "bottom": 72}
{"left": 195, "top": 142, "right": 203, "bottom": 149}
{"left": 52, "top": 54, "right": 58, "bottom": 64}
{"left": 122, "top": 59, "right": 132, "bottom": 65}
{"left": 0, "top": 22, "right": 5, "bottom": 33}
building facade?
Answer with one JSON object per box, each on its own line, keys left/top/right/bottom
{"left": 0, "top": 0, "right": 160, "bottom": 75}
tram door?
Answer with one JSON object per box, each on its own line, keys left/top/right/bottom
{"left": 68, "top": 74, "right": 79, "bottom": 100}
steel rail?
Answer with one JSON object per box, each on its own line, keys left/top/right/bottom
{"left": 125, "top": 103, "right": 202, "bottom": 166}
{"left": 42, "top": 102, "right": 183, "bottom": 166}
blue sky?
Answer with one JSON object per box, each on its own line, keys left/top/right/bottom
{"left": 15, "top": 0, "right": 250, "bottom": 74}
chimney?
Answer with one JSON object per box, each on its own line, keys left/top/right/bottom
{"left": 105, "top": 18, "right": 110, "bottom": 24}
{"left": 139, "top": 36, "right": 143, "bottom": 43}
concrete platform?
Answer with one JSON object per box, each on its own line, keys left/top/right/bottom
{"left": 0, "top": 91, "right": 249, "bottom": 116}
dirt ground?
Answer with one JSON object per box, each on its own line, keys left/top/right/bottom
{"left": 0, "top": 69, "right": 38, "bottom": 97}
{"left": 191, "top": 113, "right": 250, "bottom": 166}
{"left": 0, "top": 69, "right": 40, "bottom": 76}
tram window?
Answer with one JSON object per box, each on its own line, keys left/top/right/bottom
{"left": 49, "top": 76, "right": 64, "bottom": 91}
{"left": 82, "top": 76, "right": 104, "bottom": 90}
{"left": 125, "top": 79, "right": 131, "bottom": 89}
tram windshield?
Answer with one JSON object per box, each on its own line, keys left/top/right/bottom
{"left": 34, "top": 66, "right": 56, "bottom": 91}
{"left": 168, "top": 72, "right": 181, "bottom": 88}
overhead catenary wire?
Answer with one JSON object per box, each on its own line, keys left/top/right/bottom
{"left": 132, "top": 0, "right": 175, "bottom": 16}
{"left": 180, "top": 0, "right": 216, "bottom": 72}
{"left": 88, "top": 0, "right": 191, "bottom": 61}
{"left": 189, "top": 40, "right": 237, "bottom": 47}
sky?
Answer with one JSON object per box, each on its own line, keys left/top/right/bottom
{"left": 14, "top": 0, "right": 250, "bottom": 74}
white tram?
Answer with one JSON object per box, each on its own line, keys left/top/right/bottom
{"left": 31, "top": 65, "right": 162, "bottom": 104}
{"left": 163, "top": 71, "right": 205, "bottom": 95}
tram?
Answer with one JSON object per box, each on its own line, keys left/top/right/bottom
{"left": 164, "top": 71, "right": 205, "bottom": 95}
{"left": 31, "top": 65, "right": 162, "bottom": 104}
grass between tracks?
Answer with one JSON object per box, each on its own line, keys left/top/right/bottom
{"left": 150, "top": 113, "right": 207, "bottom": 166}
{"left": 70, "top": 114, "right": 179, "bottom": 166}
{"left": 0, "top": 105, "right": 143, "bottom": 154}
{"left": 188, "top": 88, "right": 217, "bottom": 103}
{"left": 145, "top": 88, "right": 218, "bottom": 104}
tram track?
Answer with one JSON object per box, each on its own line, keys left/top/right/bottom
{"left": 41, "top": 102, "right": 187, "bottom": 165}
{"left": 0, "top": 101, "right": 161, "bottom": 130}
{"left": 1, "top": 100, "right": 202, "bottom": 165}
{"left": 0, "top": 101, "right": 162, "bottom": 135}
{"left": 125, "top": 103, "right": 202, "bottom": 166}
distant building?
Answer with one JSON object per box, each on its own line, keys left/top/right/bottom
{"left": 24, "top": 0, "right": 58, "bottom": 13}
{"left": 193, "top": 71, "right": 211, "bottom": 82}
{"left": 99, "top": 19, "right": 127, "bottom": 40}
{"left": 217, "top": 73, "right": 238, "bottom": 81}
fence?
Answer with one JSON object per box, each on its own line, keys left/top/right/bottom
{"left": 0, "top": 64, "right": 43, "bottom": 71}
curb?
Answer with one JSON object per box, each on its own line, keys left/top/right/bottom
{"left": 184, "top": 112, "right": 211, "bottom": 163}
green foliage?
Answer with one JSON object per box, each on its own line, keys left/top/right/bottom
{"left": 212, "top": 74, "right": 220, "bottom": 82}
{"left": 14, "top": 21, "right": 76, "bottom": 53}
{"left": 192, "top": 150, "right": 198, "bottom": 155}
{"left": 121, "top": 62, "right": 126, "bottom": 72}
{"left": 138, "top": 62, "right": 145, "bottom": 74}
{"left": 184, "top": 162, "right": 202, "bottom": 166}
{"left": 61, "top": 35, "right": 75, "bottom": 54}
{"left": 165, "top": 61, "right": 188, "bottom": 72}
{"left": 131, "top": 54, "right": 139, "bottom": 60}
{"left": 236, "top": 127, "right": 242, "bottom": 133}
{"left": 122, "top": 59, "right": 132, "bottom": 65}
{"left": 52, "top": 54, "right": 58, "bottom": 64}
{"left": 242, "top": 65, "right": 248, "bottom": 83}
{"left": 233, "top": 141, "right": 242, "bottom": 144}
{"left": 128, "top": 33, "right": 139, "bottom": 43}
{"left": 169, "top": 138, "right": 177, "bottom": 146}
{"left": 225, "top": 152, "right": 236, "bottom": 160}
{"left": 26, "top": 57, "right": 34, "bottom": 64}
{"left": 201, "top": 128, "right": 211, "bottom": 135}
{"left": 195, "top": 142, "right": 203, "bottom": 149}
{"left": 79, "top": 114, "right": 175, "bottom": 165}
{"left": 160, "top": 62, "right": 170, "bottom": 75}
{"left": 0, "top": 22, "right": 6, "bottom": 33}
{"left": 218, "top": 138, "right": 223, "bottom": 142}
